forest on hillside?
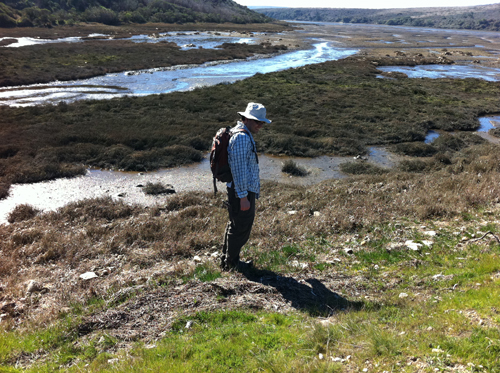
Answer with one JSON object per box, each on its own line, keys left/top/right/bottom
{"left": 0, "top": 0, "right": 271, "bottom": 27}
{"left": 256, "top": 3, "right": 500, "bottom": 31}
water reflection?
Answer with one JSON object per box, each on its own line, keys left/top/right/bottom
{"left": 0, "top": 149, "right": 394, "bottom": 225}
{"left": 424, "top": 130, "right": 440, "bottom": 143}
{"left": 0, "top": 42, "right": 357, "bottom": 107}
{"left": 476, "top": 115, "right": 500, "bottom": 144}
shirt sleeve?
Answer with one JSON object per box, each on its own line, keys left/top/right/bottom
{"left": 228, "top": 132, "right": 253, "bottom": 199}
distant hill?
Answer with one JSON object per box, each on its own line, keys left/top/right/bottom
{"left": 0, "top": 0, "right": 271, "bottom": 27}
{"left": 256, "top": 3, "right": 500, "bottom": 31}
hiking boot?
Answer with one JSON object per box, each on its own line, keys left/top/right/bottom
{"left": 223, "top": 260, "right": 253, "bottom": 272}
{"left": 236, "top": 260, "right": 253, "bottom": 271}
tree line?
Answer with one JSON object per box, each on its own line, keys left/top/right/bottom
{"left": 256, "top": 5, "right": 500, "bottom": 32}
{"left": 0, "top": 0, "right": 271, "bottom": 27}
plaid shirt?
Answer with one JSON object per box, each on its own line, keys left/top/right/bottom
{"left": 227, "top": 121, "right": 259, "bottom": 199}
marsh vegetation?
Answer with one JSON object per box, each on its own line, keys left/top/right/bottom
{"left": 1, "top": 54, "right": 499, "bottom": 199}
{"left": 2, "top": 20, "right": 500, "bottom": 373}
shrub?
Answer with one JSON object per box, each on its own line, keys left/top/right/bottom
{"left": 340, "top": 161, "right": 388, "bottom": 175}
{"left": 7, "top": 204, "right": 41, "bottom": 223}
{"left": 392, "top": 142, "right": 437, "bottom": 157}
{"left": 0, "top": 182, "right": 9, "bottom": 200}
{"left": 0, "top": 13, "right": 17, "bottom": 27}
{"left": 281, "top": 160, "right": 309, "bottom": 177}
{"left": 143, "top": 182, "right": 175, "bottom": 195}
{"left": 82, "top": 6, "right": 120, "bottom": 25}
{"left": 490, "top": 128, "right": 500, "bottom": 138}
{"left": 397, "top": 159, "right": 429, "bottom": 173}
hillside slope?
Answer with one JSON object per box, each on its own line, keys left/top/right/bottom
{"left": 256, "top": 3, "right": 500, "bottom": 31}
{"left": 0, "top": 0, "right": 271, "bottom": 27}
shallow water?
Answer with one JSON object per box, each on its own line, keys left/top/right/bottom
{"left": 127, "top": 31, "right": 254, "bottom": 49}
{"left": 0, "top": 148, "right": 395, "bottom": 225}
{"left": 377, "top": 64, "right": 500, "bottom": 82}
{"left": 0, "top": 36, "right": 84, "bottom": 47}
{"left": 476, "top": 116, "right": 500, "bottom": 144}
{"left": 423, "top": 116, "right": 500, "bottom": 143}
{"left": 0, "top": 31, "right": 252, "bottom": 49}
{"left": 0, "top": 42, "right": 357, "bottom": 106}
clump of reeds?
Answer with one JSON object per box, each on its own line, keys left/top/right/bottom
{"left": 281, "top": 160, "right": 309, "bottom": 177}
{"left": 7, "top": 204, "right": 41, "bottom": 223}
{"left": 143, "top": 182, "right": 175, "bottom": 195}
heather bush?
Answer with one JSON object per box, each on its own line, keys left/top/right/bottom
{"left": 7, "top": 204, "right": 41, "bottom": 223}
{"left": 281, "top": 160, "right": 309, "bottom": 177}
{"left": 143, "top": 182, "right": 175, "bottom": 195}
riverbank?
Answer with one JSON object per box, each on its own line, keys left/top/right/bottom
{"left": 0, "top": 30, "right": 292, "bottom": 87}
{"left": 1, "top": 142, "right": 500, "bottom": 371}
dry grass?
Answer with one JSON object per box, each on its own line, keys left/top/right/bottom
{"left": 7, "top": 204, "right": 41, "bottom": 224}
{"left": 1, "top": 143, "right": 500, "bottom": 327}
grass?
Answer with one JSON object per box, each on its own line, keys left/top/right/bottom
{"left": 2, "top": 234, "right": 500, "bottom": 372}
{"left": 281, "top": 159, "right": 309, "bottom": 176}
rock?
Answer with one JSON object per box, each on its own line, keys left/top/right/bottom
{"left": 79, "top": 272, "right": 98, "bottom": 280}
{"left": 405, "top": 240, "right": 422, "bottom": 251}
{"left": 313, "top": 211, "right": 321, "bottom": 216}
{"left": 421, "top": 240, "right": 433, "bottom": 247}
{"left": 344, "top": 248, "right": 353, "bottom": 255}
{"left": 26, "top": 280, "right": 43, "bottom": 293}
{"left": 399, "top": 292, "right": 409, "bottom": 298}
{"left": 424, "top": 230, "right": 437, "bottom": 237}
{"left": 287, "top": 210, "right": 297, "bottom": 215}
{"left": 193, "top": 256, "right": 202, "bottom": 263}
{"left": 318, "top": 353, "right": 324, "bottom": 360}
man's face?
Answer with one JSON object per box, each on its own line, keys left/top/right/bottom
{"left": 244, "top": 118, "right": 265, "bottom": 134}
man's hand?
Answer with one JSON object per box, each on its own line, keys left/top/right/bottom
{"left": 240, "top": 197, "right": 251, "bottom": 211}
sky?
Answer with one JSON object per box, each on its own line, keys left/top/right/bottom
{"left": 235, "top": 0, "right": 499, "bottom": 9}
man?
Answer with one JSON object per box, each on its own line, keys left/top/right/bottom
{"left": 221, "top": 102, "right": 272, "bottom": 271}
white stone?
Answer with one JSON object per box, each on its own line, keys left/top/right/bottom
{"left": 193, "top": 256, "right": 202, "bottom": 262}
{"left": 79, "top": 272, "right": 98, "bottom": 280}
{"left": 405, "top": 240, "right": 422, "bottom": 251}
{"left": 318, "top": 353, "right": 324, "bottom": 360}
{"left": 399, "top": 292, "right": 409, "bottom": 298}
{"left": 424, "top": 230, "right": 437, "bottom": 236}
{"left": 421, "top": 240, "right": 433, "bottom": 247}
{"left": 287, "top": 210, "right": 298, "bottom": 215}
{"left": 26, "top": 280, "right": 43, "bottom": 293}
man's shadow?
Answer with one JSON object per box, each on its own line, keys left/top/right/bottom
{"left": 241, "top": 267, "right": 364, "bottom": 316}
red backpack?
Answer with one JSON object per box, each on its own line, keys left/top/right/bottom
{"left": 210, "top": 127, "right": 248, "bottom": 195}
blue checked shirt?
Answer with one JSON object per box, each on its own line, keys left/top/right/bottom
{"left": 227, "top": 121, "right": 260, "bottom": 199}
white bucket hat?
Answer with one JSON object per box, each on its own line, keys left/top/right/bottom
{"left": 238, "top": 102, "right": 272, "bottom": 124}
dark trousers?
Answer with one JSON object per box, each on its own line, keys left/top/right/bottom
{"left": 221, "top": 186, "right": 256, "bottom": 269}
